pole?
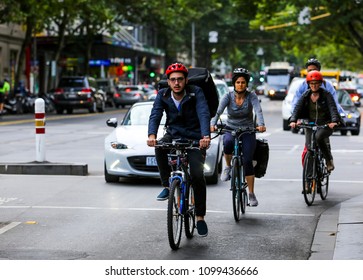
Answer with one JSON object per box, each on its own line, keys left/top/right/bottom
{"left": 35, "top": 98, "right": 46, "bottom": 162}
{"left": 191, "top": 22, "right": 195, "bottom": 67}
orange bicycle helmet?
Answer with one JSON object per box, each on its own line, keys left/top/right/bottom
{"left": 306, "top": 70, "right": 323, "bottom": 83}
{"left": 165, "top": 63, "right": 188, "bottom": 76}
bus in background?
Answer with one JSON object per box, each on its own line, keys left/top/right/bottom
{"left": 264, "top": 62, "right": 295, "bottom": 100}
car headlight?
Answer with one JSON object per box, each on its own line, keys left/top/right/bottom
{"left": 269, "top": 90, "right": 275, "bottom": 95}
{"left": 110, "top": 142, "right": 128, "bottom": 149}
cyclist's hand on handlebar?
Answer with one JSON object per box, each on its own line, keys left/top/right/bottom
{"left": 256, "top": 125, "right": 266, "bottom": 132}
{"left": 199, "top": 136, "right": 211, "bottom": 149}
{"left": 289, "top": 122, "right": 296, "bottom": 128}
{"left": 147, "top": 135, "right": 157, "bottom": 147}
{"left": 328, "top": 122, "right": 338, "bottom": 129}
{"left": 210, "top": 125, "right": 216, "bottom": 132}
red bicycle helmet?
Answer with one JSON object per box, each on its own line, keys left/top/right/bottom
{"left": 306, "top": 70, "right": 323, "bottom": 83}
{"left": 165, "top": 63, "right": 188, "bottom": 76}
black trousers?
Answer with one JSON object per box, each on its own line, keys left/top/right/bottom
{"left": 305, "top": 127, "right": 333, "bottom": 162}
{"left": 155, "top": 136, "right": 207, "bottom": 217}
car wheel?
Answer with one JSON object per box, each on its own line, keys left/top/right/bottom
{"left": 97, "top": 99, "right": 105, "bottom": 113}
{"left": 56, "top": 107, "right": 63, "bottom": 114}
{"left": 351, "top": 129, "right": 360, "bottom": 136}
{"left": 89, "top": 101, "right": 97, "bottom": 113}
{"left": 66, "top": 108, "right": 73, "bottom": 114}
{"left": 340, "top": 130, "right": 347, "bottom": 136}
{"left": 104, "top": 163, "right": 119, "bottom": 183}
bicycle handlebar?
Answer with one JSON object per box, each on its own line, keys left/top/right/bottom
{"left": 297, "top": 123, "right": 328, "bottom": 130}
{"left": 154, "top": 139, "right": 200, "bottom": 150}
{"left": 215, "top": 124, "right": 258, "bottom": 137}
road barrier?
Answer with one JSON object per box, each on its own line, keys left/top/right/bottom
{"left": 35, "top": 98, "right": 45, "bottom": 162}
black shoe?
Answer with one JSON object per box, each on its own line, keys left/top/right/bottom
{"left": 196, "top": 220, "right": 208, "bottom": 237}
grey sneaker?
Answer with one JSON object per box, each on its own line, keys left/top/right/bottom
{"left": 249, "top": 193, "right": 258, "bottom": 207}
{"left": 220, "top": 166, "right": 232, "bottom": 181}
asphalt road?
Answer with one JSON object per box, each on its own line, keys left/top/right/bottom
{"left": 0, "top": 97, "right": 362, "bottom": 260}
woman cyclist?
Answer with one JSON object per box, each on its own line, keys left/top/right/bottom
{"left": 289, "top": 70, "right": 339, "bottom": 172}
{"left": 210, "top": 68, "right": 266, "bottom": 206}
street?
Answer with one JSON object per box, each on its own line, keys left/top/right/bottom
{"left": 0, "top": 97, "right": 362, "bottom": 260}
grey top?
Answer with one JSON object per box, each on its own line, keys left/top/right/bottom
{"left": 210, "top": 90, "right": 265, "bottom": 129}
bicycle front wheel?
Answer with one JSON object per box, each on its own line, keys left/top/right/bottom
{"left": 231, "top": 158, "right": 242, "bottom": 221}
{"left": 302, "top": 152, "right": 316, "bottom": 206}
{"left": 167, "top": 180, "right": 183, "bottom": 250}
{"left": 184, "top": 184, "right": 195, "bottom": 239}
{"left": 319, "top": 159, "right": 329, "bottom": 200}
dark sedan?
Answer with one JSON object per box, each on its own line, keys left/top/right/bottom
{"left": 336, "top": 89, "right": 361, "bottom": 136}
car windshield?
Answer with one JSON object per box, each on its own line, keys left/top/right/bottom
{"left": 124, "top": 104, "right": 166, "bottom": 125}
{"left": 58, "top": 78, "right": 84, "bottom": 87}
{"left": 216, "top": 83, "right": 229, "bottom": 98}
{"left": 337, "top": 90, "right": 354, "bottom": 106}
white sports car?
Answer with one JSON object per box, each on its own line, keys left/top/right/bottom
{"left": 104, "top": 101, "right": 223, "bottom": 184}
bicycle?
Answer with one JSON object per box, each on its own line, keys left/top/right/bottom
{"left": 217, "top": 125, "right": 257, "bottom": 221}
{"left": 298, "top": 123, "right": 330, "bottom": 206}
{"left": 155, "top": 139, "right": 199, "bottom": 250}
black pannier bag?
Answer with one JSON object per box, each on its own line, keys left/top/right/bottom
{"left": 158, "top": 67, "right": 219, "bottom": 118}
{"left": 253, "top": 138, "right": 269, "bottom": 178}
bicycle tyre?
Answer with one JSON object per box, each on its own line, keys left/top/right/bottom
{"left": 241, "top": 184, "right": 248, "bottom": 214}
{"left": 319, "top": 159, "right": 329, "bottom": 200}
{"left": 231, "top": 158, "right": 242, "bottom": 221}
{"left": 184, "top": 184, "right": 195, "bottom": 239}
{"left": 302, "top": 152, "right": 316, "bottom": 206}
{"left": 167, "top": 180, "right": 183, "bottom": 250}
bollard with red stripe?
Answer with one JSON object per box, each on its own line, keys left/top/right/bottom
{"left": 35, "top": 98, "right": 46, "bottom": 162}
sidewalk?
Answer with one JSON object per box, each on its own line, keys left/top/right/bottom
{"left": 310, "top": 193, "right": 363, "bottom": 260}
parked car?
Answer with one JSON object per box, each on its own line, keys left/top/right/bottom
{"left": 96, "top": 78, "right": 117, "bottom": 107}
{"left": 104, "top": 101, "right": 223, "bottom": 184}
{"left": 53, "top": 76, "right": 106, "bottom": 114}
{"left": 113, "top": 85, "right": 145, "bottom": 108}
{"left": 138, "top": 84, "right": 157, "bottom": 100}
{"left": 335, "top": 89, "right": 361, "bottom": 136}
{"left": 282, "top": 77, "right": 305, "bottom": 131}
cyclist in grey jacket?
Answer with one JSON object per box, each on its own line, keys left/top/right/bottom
{"left": 210, "top": 68, "right": 266, "bottom": 207}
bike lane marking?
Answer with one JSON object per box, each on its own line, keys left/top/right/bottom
{"left": 0, "top": 222, "right": 21, "bottom": 235}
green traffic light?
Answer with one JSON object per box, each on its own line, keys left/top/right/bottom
{"left": 150, "top": 72, "right": 155, "bottom": 78}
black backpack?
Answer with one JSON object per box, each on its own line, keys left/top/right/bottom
{"left": 158, "top": 67, "right": 219, "bottom": 118}
{"left": 253, "top": 138, "right": 269, "bottom": 178}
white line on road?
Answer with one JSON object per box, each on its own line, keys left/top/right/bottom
{"left": 0, "top": 222, "right": 21, "bottom": 235}
{"left": 0, "top": 205, "right": 314, "bottom": 217}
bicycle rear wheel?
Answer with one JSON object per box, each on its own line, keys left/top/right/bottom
{"left": 302, "top": 152, "right": 316, "bottom": 206}
{"left": 167, "top": 180, "right": 183, "bottom": 250}
{"left": 184, "top": 184, "right": 195, "bottom": 239}
{"left": 319, "top": 159, "right": 329, "bottom": 200}
{"left": 231, "top": 158, "right": 242, "bottom": 221}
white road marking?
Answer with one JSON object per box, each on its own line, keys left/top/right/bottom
{"left": 0, "top": 205, "right": 314, "bottom": 217}
{"left": 0, "top": 222, "right": 21, "bottom": 235}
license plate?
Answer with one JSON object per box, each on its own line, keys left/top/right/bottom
{"left": 146, "top": 157, "right": 157, "bottom": 166}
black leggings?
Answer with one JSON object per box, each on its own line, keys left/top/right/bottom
{"left": 305, "top": 127, "right": 333, "bottom": 162}
{"left": 155, "top": 137, "right": 207, "bottom": 217}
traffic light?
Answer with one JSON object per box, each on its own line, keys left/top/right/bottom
{"left": 149, "top": 71, "right": 155, "bottom": 78}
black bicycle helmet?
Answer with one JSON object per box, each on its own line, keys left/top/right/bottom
{"left": 232, "top": 68, "right": 250, "bottom": 86}
{"left": 305, "top": 58, "right": 321, "bottom": 71}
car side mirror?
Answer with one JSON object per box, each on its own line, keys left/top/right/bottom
{"left": 106, "top": 118, "right": 118, "bottom": 128}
